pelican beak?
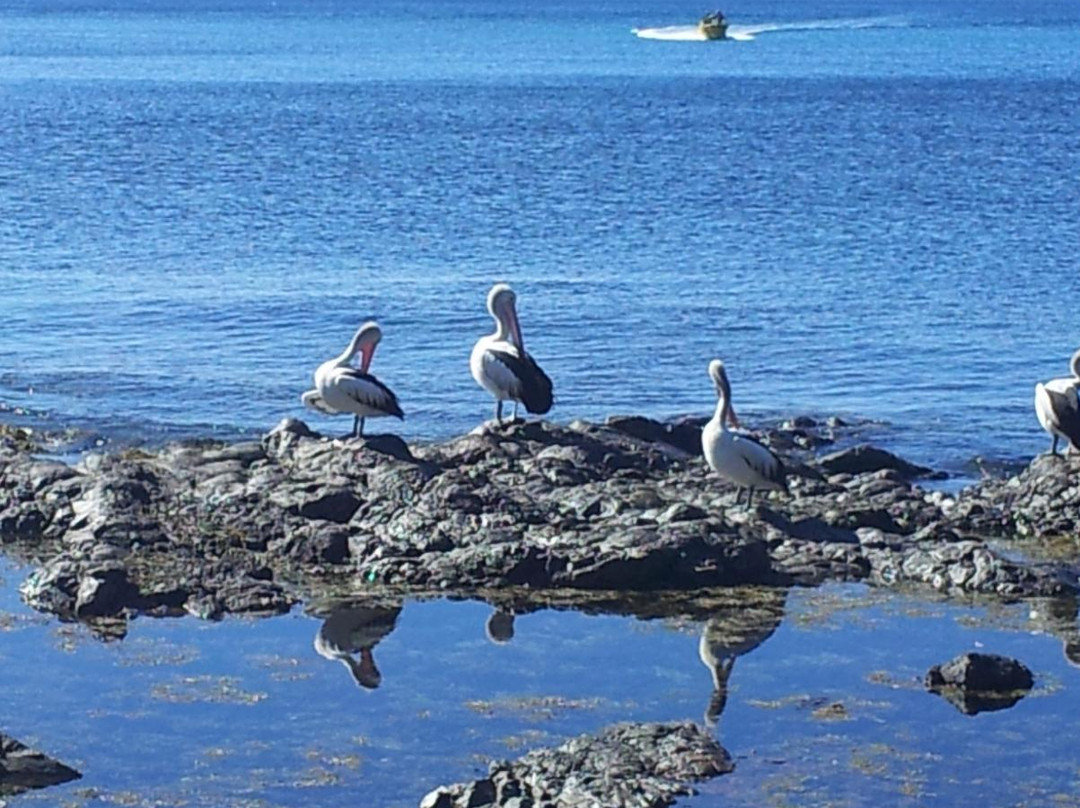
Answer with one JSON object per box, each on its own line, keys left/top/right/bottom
{"left": 359, "top": 342, "right": 376, "bottom": 373}
{"left": 727, "top": 405, "right": 741, "bottom": 429}
{"left": 507, "top": 303, "right": 525, "bottom": 352}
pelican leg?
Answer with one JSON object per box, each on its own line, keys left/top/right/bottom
{"left": 495, "top": 400, "right": 504, "bottom": 423}
{"left": 1052, "top": 435, "right": 1060, "bottom": 456}
{"left": 746, "top": 487, "right": 756, "bottom": 508}
{"left": 512, "top": 400, "right": 520, "bottom": 420}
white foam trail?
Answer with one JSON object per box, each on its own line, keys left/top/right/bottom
{"left": 633, "top": 16, "right": 905, "bottom": 42}
{"left": 632, "top": 25, "right": 709, "bottom": 42}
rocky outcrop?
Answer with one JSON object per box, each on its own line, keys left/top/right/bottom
{"left": 925, "top": 652, "right": 1035, "bottom": 715}
{"left": 0, "top": 732, "right": 81, "bottom": 796}
{"left": 1, "top": 415, "right": 1076, "bottom": 628}
{"left": 419, "top": 721, "right": 732, "bottom": 808}
{"left": 955, "top": 453, "right": 1080, "bottom": 540}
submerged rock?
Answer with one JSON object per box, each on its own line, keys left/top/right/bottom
{"left": 419, "top": 721, "right": 732, "bottom": 808}
{"left": 0, "top": 732, "right": 81, "bottom": 796}
{"left": 925, "top": 652, "right": 1035, "bottom": 715}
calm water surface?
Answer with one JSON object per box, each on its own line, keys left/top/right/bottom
{"left": 1, "top": 0, "right": 1079, "bottom": 472}
{"left": 2, "top": 557, "right": 1080, "bottom": 806}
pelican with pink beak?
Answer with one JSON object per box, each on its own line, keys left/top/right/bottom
{"left": 701, "top": 359, "right": 786, "bottom": 506}
{"left": 470, "top": 283, "right": 553, "bottom": 423}
{"left": 301, "top": 321, "right": 403, "bottom": 437}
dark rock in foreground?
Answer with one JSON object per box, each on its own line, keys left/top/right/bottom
{"left": 0, "top": 732, "right": 81, "bottom": 796}
{"left": 419, "top": 721, "right": 732, "bottom": 808}
{"left": 1, "top": 415, "right": 1077, "bottom": 629}
{"left": 925, "top": 652, "right": 1035, "bottom": 715}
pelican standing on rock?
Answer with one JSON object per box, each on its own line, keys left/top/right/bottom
{"left": 702, "top": 359, "right": 787, "bottom": 506}
{"left": 1035, "top": 348, "right": 1080, "bottom": 456}
{"left": 470, "top": 283, "right": 553, "bottom": 423}
{"left": 301, "top": 321, "right": 403, "bottom": 437}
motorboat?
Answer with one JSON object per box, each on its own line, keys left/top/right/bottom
{"left": 698, "top": 10, "right": 728, "bottom": 40}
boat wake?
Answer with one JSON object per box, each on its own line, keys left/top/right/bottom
{"left": 632, "top": 16, "right": 906, "bottom": 43}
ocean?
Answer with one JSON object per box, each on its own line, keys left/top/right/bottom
{"left": 2, "top": 0, "right": 1080, "bottom": 471}
{"left": 3, "top": 3, "right": 1080, "bottom": 805}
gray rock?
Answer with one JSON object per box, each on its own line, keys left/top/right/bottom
{"left": 2, "top": 414, "right": 1076, "bottom": 629}
{"left": 75, "top": 565, "right": 138, "bottom": 617}
{"left": 0, "top": 732, "right": 81, "bottom": 796}
{"left": 419, "top": 721, "right": 731, "bottom": 808}
{"left": 819, "top": 445, "right": 933, "bottom": 479}
{"left": 925, "top": 652, "right": 1035, "bottom": 715}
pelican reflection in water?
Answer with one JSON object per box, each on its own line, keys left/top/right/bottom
{"left": 1027, "top": 593, "right": 1080, "bottom": 670}
{"left": 313, "top": 600, "right": 403, "bottom": 690}
{"left": 485, "top": 607, "right": 516, "bottom": 644}
{"left": 698, "top": 587, "right": 788, "bottom": 726}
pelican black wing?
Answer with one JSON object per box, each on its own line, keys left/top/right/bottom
{"left": 1048, "top": 388, "right": 1080, "bottom": 450}
{"left": 339, "top": 369, "right": 404, "bottom": 419}
{"left": 489, "top": 349, "right": 554, "bottom": 415}
{"left": 739, "top": 437, "right": 788, "bottom": 490}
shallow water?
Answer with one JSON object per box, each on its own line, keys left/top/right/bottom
{"left": 2, "top": 0, "right": 1080, "bottom": 474}
{"left": 3, "top": 555, "right": 1080, "bottom": 806}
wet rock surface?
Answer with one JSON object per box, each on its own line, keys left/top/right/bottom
{"left": 0, "top": 732, "right": 81, "bottom": 796}
{"left": 419, "top": 721, "right": 732, "bottom": 808}
{"left": 925, "top": 652, "right": 1035, "bottom": 715}
{"left": 1, "top": 416, "right": 1077, "bottom": 628}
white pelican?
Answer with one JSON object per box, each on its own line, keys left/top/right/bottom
{"left": 701, "top": 359, "right": 787, "bottom": 506}
{"left": 301, "top": 321, "right": 403, "bottom": 438}
{"left": 470, "top": 283, "right": 553, "bottom": 422}
{"left": 1035, "top": 348, "right": 1080, "bottom": 456}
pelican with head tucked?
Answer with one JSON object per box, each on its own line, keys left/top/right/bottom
{"left": 301, "top": 321, "right": 403, "bottom": 438}
{"left": 702, "top": 359, "right": 786, "bottom": 507}
{"left": 470, "top": 283, "right": 553, "bottom": 423}
{"left": 1035, "top": 348, "right": 1080, "bottom": 456}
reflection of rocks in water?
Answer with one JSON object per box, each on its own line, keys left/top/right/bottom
{"left": 485, "top": 608, "right": 515, "bottom": 644}
{"left": 1027, "top": 593, "right": 1080, "bottom": 669}
{"left": 312, "top": 600, "right": 402, "bottom": 690}
{"left": 420, "top": 721, "right": 732, "bottom": 808}
{"left": 0, "top": 732, "right": 81, "bottom": 796}
{"left": 698, "top": 587, "right": 788, "bottom": 727}
{"left": 925, "top": 652, "right": 1035, "bottom": 715}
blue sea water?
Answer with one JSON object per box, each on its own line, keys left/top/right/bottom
{"left": 3, "top": 6, "right": 1080, "bottom": 802}
{"left": 2, "top": 0, "right": 1080, "bottom": 470}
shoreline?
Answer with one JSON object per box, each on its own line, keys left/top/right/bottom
{"left": 2, "top": 413, "right": 1076, "bottom": 634}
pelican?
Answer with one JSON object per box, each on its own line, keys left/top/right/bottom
{"left": 301, "top": 322, "right": 403, "bottom": 438}
{"left": 470, "top": 283, "right": 553, "bottom": 422}
{"left": 702, "top": 359, "right": 786, "bottom": 506}
{"left": 1035, "top": 348, "right": 1080, "bottom": 456}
